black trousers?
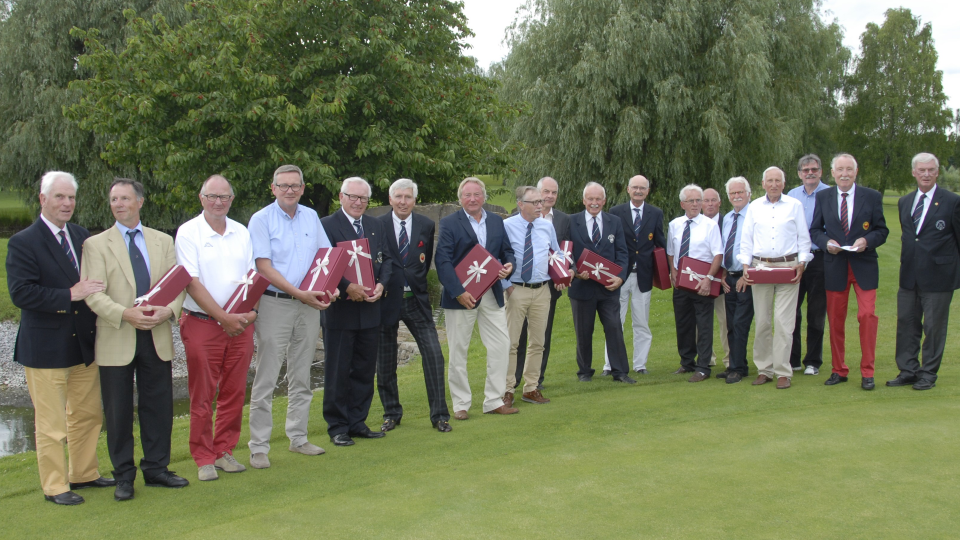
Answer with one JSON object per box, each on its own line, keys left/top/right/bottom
{"left": 514, "top": 286, "right": 561, "bottom": 387}
{"left": 571, "top": 294, "right": 629, "bottom": 377}
{"left": 322, "top": 326, "right": 379, "bottom": 436}
{"left": 791, "top": 250, "right": 826, "bottom": 368}
{"left": 673, "top": 288, "right": 715, "bottom": 375}
{"left": 895, "top": 287, "right": 954, "bottom": 382}
{"left": 724, "top": 272, "right": 755, "bottom": 376}
{"left": 99, "top": 330, "right": 173, "bottom": 482}
{"left": 376, "top": 296, "right": 450, "bottom": 424}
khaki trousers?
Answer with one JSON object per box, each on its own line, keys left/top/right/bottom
{"left": 446, "top": 289, "right": 509, "bottom": 413}
{"left": 505, "top": 284, "right": 551, "bottom": 393}
{"left": 24, "top": 363, "right": 103, "bottom": 496}
{"left": 750, "top": 260, "right": 800, "bottom": 379}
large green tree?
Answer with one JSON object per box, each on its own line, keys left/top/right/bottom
{"left": 498, "top": 0, "right": 847, "bottom": 215}
{"left": 68, "top": 0, "right": 513, "bottom": 228}
{"left": 839, "top": 8, "right": 952, "bottom": 195}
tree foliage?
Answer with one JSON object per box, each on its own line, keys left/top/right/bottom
{"left": 839, "top": 8, "right": 952, "bottom": 195}
{"left": 68, "top": 0, "right": 513, "bottom": 228}
{"left": 498, "top": 0, "right": 848, "bottom": 216}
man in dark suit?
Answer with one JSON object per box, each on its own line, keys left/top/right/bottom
{"left": 514, "top": 176, "right": 570, "bottom": 389}
{"left": 888, "top": 153, "right": 960, "bottom": 390}
{"left": 320, "top": 177, "right": 392, "bottom": 446}
{"left": 376, "top": 178, "right": 451, "bottom": 432}
{"left": 436, "top": 177, "right": 516, "bottom": 419}
{"left": 810, "top": 153, "right": 889, "bottom": 390}
{"left": 604, "top": 174, "right": 666, "bottom": 375}
{"left": 6, "top": 171, "right": 114, "bottom": 505}
{"left": 569, "top": 182, "right": 634, "bottom": 384}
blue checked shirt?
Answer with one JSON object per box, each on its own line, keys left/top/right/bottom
{"left": 500, "top": 215, "right": 560, "bottom": 288}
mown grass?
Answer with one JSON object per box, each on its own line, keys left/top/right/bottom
{"left": 1, "top": 201, "right": 959, "bottom": 538}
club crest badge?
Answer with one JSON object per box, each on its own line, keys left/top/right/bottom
{"left": 936, "top": 220, "right": 946, "bottom": 230}
{"left": 420, "top": 252, "right": 426, "bottom": 263}
{"left": 862, "top": 221, "right": 869, "bottom": 230}
{"left": 608, "top": 234, "right": 615, "bottom": 243}
{"left": 648, "top": 232, "right": 653, "bottom": 240}
{"left": 376, "top": 251, "right": 383, "bottom": 263}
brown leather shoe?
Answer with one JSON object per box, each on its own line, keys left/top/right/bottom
{"left": 688, "top": 372, "right": 709, "bottom": 383}
{"left": 502, "top": 393, "right": 515, "bottom": 408}
{"left": 521, "top": 390, "right": 550, "bottom": 404}
{"left": 776, "top": 377, "right": 791, "bottom": 389}
{"left": 673, "top": 367, "right": 694, "bottom": 374}
{"left": 453, "top": 410, "right": 469, "bottom": 421}
{"left": 484, "top": 405, "right": 519, "bottom": 415}
{"left": 752, "top": 374, "right": 773, "bottom": 386}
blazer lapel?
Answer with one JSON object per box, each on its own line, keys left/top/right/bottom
{"left": 107, "top": 226, "right": 137, "bottom": 289}
{"left": 144, "top": 228, "right": 165, "bottom": 286}
{"left": 849, "top": 185, "right": 867, "bottom": 233}
{"left": 457, "top": 211, "right": 480, "bottom": 245}
{"left": 38, "top": 222, "right": 79, "bottom": 281}
{"left": 407, "top": 215, "right": 421, "bottom": 268}
{"left": 920, "top": 188, "right": 947, "bottom": 235}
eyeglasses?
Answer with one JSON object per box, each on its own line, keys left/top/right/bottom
{"left": 728, "top": 190, "right": 747, "bottom": 197}
{"left": 342, "top": 193, "right": 370, "bottom": 204}
{"left": 202, "top": 194, "right": 234, "bottom": 202}
{"left": 275, "top": 183, "right": 303, "bottom": 192}
{"left": 684, "top": 198, "right": 703, "bottom": 204}
{"left": 800, "top": 167, "right": 820, "bottom": 173}
{"left": 629, "top": 186, "right": 649, "bottom": 191}
{"left": 522, "top": 199, "right": 543, "bottom": 206}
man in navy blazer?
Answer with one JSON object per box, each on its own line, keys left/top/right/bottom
{"left": 6, "top": 171, "right": 114, "bottom": 505}
{"left": 569, "top": 182, "right": 634, "bottom": 383}
{"left": 810, "top": 154, "right": 888, "bottom": 390}
{"left": 375, "top": 178, "right": 451, "bottom": 432}
{"left": 320, "top": 177, "right": 392, "bottom": 447}
{"left": 436, "top": 177, "right": 516, "bottom": 419}
{"left": 888, "top": 153, "right": 960, "bottom": 390}
{"left": 603, "top": 175, "right": 666, "bottom": 375}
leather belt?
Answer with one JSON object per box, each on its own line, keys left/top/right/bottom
{"left": 262, "top": 290, "right": 295, "bottom": 300}
{"left": 754, "top": 253, "right": 797, "bottom": 263}
{"left": 185, "top": 310, "right": 213, "bottom": 321}
{"left": 727, "top": 271, "right": 743, "bottom": 278}
{"left": 514, "top": 281, "right": 549, "bottom": 289}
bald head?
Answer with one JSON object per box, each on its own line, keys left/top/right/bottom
{"left": 702, "top": 188, "right": 721, "bottom": 218}
{"left": 627, "top": 175, "right": 650, "bottom": 206}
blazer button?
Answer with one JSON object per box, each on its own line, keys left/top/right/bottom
{"left": 72, "top": 334, "right": 76, "bottom": 337}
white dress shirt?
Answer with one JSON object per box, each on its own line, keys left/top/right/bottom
{"left": 738, "top": 195, "right": 812, "bottom": 264}
{"left": 582, "top": 211, "right": 604, "bottom": 238}
{"left": 391, "top": 211, "right": 414, "bottom": 247}
{"left": 666, "top": 214, "right": 723, "bottom": 269}
{"left": 912, "top": 184, "right": 937, "bottom": 234}
{"left": 40, "top": 213, "right": 78, "bottom": 264}
{"left": 176, "top": 214, "right": 255, "bottom": 313}
{"left": 836, "top": 185, "right": 856, "bottom": 232}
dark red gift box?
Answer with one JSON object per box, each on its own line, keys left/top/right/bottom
{"left": 651, "top": 247, "right": 671, "bottom": 290}
{"left": 454, "top": 244, "right": 504, "bottom": 300}
{"left": 576, "top": 249, "right": 623, "bottom": 287}
{"left": 337, "top": 239, "right": 377, "bottom": 297}
{"left": 547, "top": 240, "right": 574, "bottom": 287}
{"left": 299, "top": 247, "right": 349, "bottom": 299}
{"left": 745, "top": 265, "right": 797, "bottom": 284}
{"left": 224, "top": 270, "right": 271, "bottom": 314}
{"left": 676, "top": 256, "right": 722, "bottom": 297}
{"left": 134, "top": 264, "right": 191, "bottom": 316}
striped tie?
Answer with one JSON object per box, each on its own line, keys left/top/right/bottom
{"left": 591, "top": 216, "right": 601, "bottom": 246}
{"left": 724, "top": 213, "right": 738, "bottom": 269}
{"left": 679, "top": 219, "right": 692, "bottom": 259}
{"left": 912, "top": 194, "right": 926, "bottom": 231}
{"left": 840, "top": 192, "right": 849, "bottom": 236}
{"left": 399, "top": 220, "right": 409, "bottom": 263}
{"left": 59, "top": 231, "right": 78, "bottom": 274}
{"left": 521, "top": 222, "right": 534, "bottom": 282}
{"left": 633, "top": 208, "right": 642, "bottom": 237}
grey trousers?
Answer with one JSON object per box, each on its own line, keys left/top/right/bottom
{"left": 895, "top": 287, "right": 954, "bottom": 382}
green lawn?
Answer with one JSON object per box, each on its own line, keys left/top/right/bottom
{"left": 2, "top": 201, "right": 959, "bottom": 538}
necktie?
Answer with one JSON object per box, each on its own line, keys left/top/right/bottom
{"left": 912, "top": 194, "right": 926, "bottom": 230}
{"left": 399, "top": 220, "right": 409, "bottom": 263}
{"left": 127, "top": 230, "right": 151, "bottom": 297}
{"left": 521, "top": 222, "right": 534, "bottom": 282}
{"left": 354, "top": 219, "right": 364, "bottom": 239}
{"left": 633, "top": 208, "right": 642, "bottom": 237}
{"left": 724, "top": 213, "right": 738, "bottom": 269}
{"left": 591, "top": 216, "right": 601, "bottom": 246}
{"left": 679, "top": 219, "right": 692, "bottom": 259}
{"left": 59, "top": 230, "right": 78, "bottom": 274}
{"left": 840, "top": 192, "right": 849, "bottom": 236}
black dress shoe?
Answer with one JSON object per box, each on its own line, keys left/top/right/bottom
{"left": 578, "top": 375, "right": 592, "bottom": 382}
{"left": 380, "top": 418, "right": 400, "bottom": 432}
{"left": 144, "top": 471, "right": 189, "bottom": 488}
{"left": 114, "top": 481, "right": 134, "bottom": 501}
{"left": 600, "top": 369, "right": 611, "bottom": 376}
{"left": 861, "top": 377, "right": 875, "bottom": 390}
{"left": 612, "top": 374, "right": 637, "bottom": 384}
{"left": 70, "top": 476, "right": 117, "bottom": 490}
{"left": 886, "top": 374, "right": 918, "bottom": 387}
{"left": 715, "top": 370, "right": 730, "bottom": 379}
{"left": 433, "top": 420, "right": 452, "bottom": 432}
{"left": 44, "top": 491, "right": 84, "bottom": 505}
{"left": 725, "top": 372, "right": 743, "bottom": 384}
{"left": 350, "top": 427, "right": 386, "bottom": 439}
{"left": 824, "top": 373, "right": 848, "bottom": 386}
{"left": 913, "top": 379, "right": 936, "bottom": 390}
{"left": 331, "top": 433, "right": 355, "bottom": 446}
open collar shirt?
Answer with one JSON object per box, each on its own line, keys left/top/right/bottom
{"left": 737, "top": 194, "right": 812, "bottom": 265}
{"left": 249, "top": 200, "right": 331, "bottom": 293}
{"left": 176, "top": 214, "right": 255, "bottom": 313}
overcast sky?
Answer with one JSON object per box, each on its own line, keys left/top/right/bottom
{"left": 460, "top": 0, "right": 960, "bottom": 115}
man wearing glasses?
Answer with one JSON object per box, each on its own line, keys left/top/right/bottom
{"left": 502, "top": 186, "right": 563, "bottom": 407}
{"left": 786, "top": 154, "right": 830, "bottom": 376}
{"left": 247, "top": 165, "right": 335, "bottom": 469}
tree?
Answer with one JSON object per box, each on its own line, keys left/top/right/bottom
{"left": 68, "top": 0, "right": 514, "bottom": 228}
{"left": 498, "top": 0, "right": 847, "bottom": 216}
{"left": 839, "top": 8, "right": 952, "bottom": 195}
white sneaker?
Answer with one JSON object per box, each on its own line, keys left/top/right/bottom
{"left": 289, "top": 441, "right": 326, "bottom": 456}
{"left": 198, "top": 464, "right": 219, "bottom": 482}
{"left": 214, "top": 453, "right": 246, "bottom": 473}
{"left": 804, "top": 366, "right": 819, "bottom": 375}
{"left": 250, "top": 453, "right": 271, "bottom": 469}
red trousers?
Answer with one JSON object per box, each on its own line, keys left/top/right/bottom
{"left": 180, "top": 314, "right": 254, "bottom": 466}
{"left": 825, "top": 263, "right": 878, "bottom": 377}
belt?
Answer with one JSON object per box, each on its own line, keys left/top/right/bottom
{"left": 185, "top": 310, "right": 213, "bottom": 321}
{"left": 262, "top": 290, "right": 295, "bottom": 300}
{"left": 754, "top": 253, "right": 797, "bottom": 263}
{"left": 513, "top": 281, "right": 549, "bottom": 289}
{"left": 727, "top": 271, "right": 743, "bottom": 277}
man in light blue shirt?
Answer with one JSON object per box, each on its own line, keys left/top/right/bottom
{"left": 786, "top": 153, "right": 829, "bottom": 376}
{"left": 501, "top": 186, "right": 564, "bottom": 406}
{"left": 718, "top": 177, "right": 755, "bottom": 384}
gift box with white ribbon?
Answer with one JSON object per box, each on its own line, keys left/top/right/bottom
{"left": 676, "top": 256, "right": 722, "bottom": 297}
{"left": 454, "top": 244, "right": 504, "bottom": 300}
{"left": 224, "top": 269, "right": 271, "bottom": 314}
{"left": 547, "top": 240, "right": 574, "bottom": 287}
{"left": 337, "top": 238, "right": 376, "bottom": 297}
{"left": 299, "top": 247, "right": 349, "bottom": 298}
{"left": 134, "top": 264, "right": 192, "bottom": 316}
{"left": 745, "top": 264, "right": 797, "bottom": 284}
{"left": 576, "top": 249, "right": 623, "bottom": 287}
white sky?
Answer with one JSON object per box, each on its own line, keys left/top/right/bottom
{"left": 460, "top": 0, "right": 960, "bottom": 115}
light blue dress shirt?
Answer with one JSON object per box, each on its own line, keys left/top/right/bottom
{"left": 115, "top": 221, "right": 150, "bottom": 278}
{"left": 464, "top": 208, "right": 487, "bottom": 248}
{"left": 500, "top": 215, "right": 560, "bottom": 288}
{"left": 787, "top": 182, "right": 829, "bottom": 230}
{"left": 721, "top": 209, "right": 746, "bottom": 272}
{"left": 249, "top": 201, "right": 332, "bottom": 292}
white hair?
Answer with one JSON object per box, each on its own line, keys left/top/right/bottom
{"left": 537, "top": 176, "right": 557, "bottom": 190}
{"left": 389, "top": 178, "right": 418, "bottom": 199}
{"left": 40, "top": 171, "right": 78, "bottom": 196}
{"left": 582, "top": 181, "right": 605, "bottom": 199}
{"left": 725, "top": 176, "right": 751, "bottom": 196}
{"left": 457, "top": 177, "right": 487, "bottom": 200}
{"left": 830, "top": 154, "right": 858, "bottom": 171}
{"left": 341, "top": 176, "right": 372, "bottom": 197}
{"left": 911, "top": 152, "right": 939, "bottom": 170}
{"left": 678, "top": 184, "right": 703, "bottom": 202}
{"left": 762, "top": 167, "right": 786, "bottom": 183}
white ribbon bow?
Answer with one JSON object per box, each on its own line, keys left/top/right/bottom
{"left": 681, "top": 266, "right": 721, "bottom": 283}
{"left": 225, "top": 271, "right": 255, "bottom": 313}
{"left": 548, "top": 251, "right": 570, "bottom": 278}
{"left": 582, "top": 260, "right": 616, "bottom": 282}
{"left": 134, "top": 265, "right": 177, "bottom": 306}
{"left": 346, "top": 241, "right": 372, "bottom": 287}
{"left": 753, "top": 263, "right": 772, "bottom": 271}
{"left": 306, "top": 251, "right": 332, "bottom": 290}
{"left": 461, "top": 256, "right": 493, "bottom": 288}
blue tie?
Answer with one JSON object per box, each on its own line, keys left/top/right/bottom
{"left": 127, "top": 230, "right": 151, "bottom": 297}
{"left": 912, "top": 194, "right": 926, "bottom": 230}
{"left": 59, "top": 231, "right": 78, "bottom": 274}
{"left": 724, "top": 213, "right": 738, "bottom": 269}
{"left": 679, "top": 220, "right": 692, "bottom": 260}
{"left": 354, "top": 219, "right": 364, "bottom": 239}
{"left": 521, "top": 222, "right": 534, "bottom": 283}
{"left": 633, "top": 208, "right": 642, "bottom": 237}
{"left": 591, "top": 217, "right": 601, "bottom": 247}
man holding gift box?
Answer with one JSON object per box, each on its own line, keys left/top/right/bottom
{"left": 375, "top": 178, "right": 452, "bottom": 433}
{"left": 82, "top": 178, "right": 188, "bottom": 500}
{"left": 568, "top": 182, "right": 634, "bottom": 384}
{"left": 502, "top": 185, "right": 564, "bottom": 407}
{"left": 175, "top": 175, "right": 258, "bottom": 482}
{"left": 247, "top": 165, "right": 335, "bottom": 468}
{"left": 667, "top": 185, "right": 723, "bottom": 382}
{"left": 738, "top": 167, "right": 812, "bottom": 390}
{"left": 602, "top": 175, "right": 665, "bottom": 376}
{"left": 810, "top": 153, "right": 888, "bottom": 391}
{"left": 436, "top": 177, "right": 516, "bottom": 418}
{"left": 717, "top": 177, "right": 755, "bottom": 384}
{"left": 320, "top": 177, "right": 392, "bottom": 446}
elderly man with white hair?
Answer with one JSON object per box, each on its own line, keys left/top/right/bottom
{"left": 717, "top": 177, "right": 755, "bottom": 384}
{"left": 738, "top": 167, "right": 812, "bottom": 389}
